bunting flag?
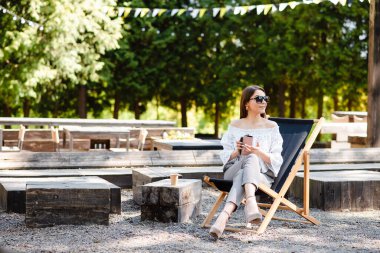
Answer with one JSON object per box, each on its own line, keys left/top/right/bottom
{"left": 0, "top": 4, "right": 43, "bottom": 30}
{"left": 101, "top": 0, "right": 372, "bottom": 19}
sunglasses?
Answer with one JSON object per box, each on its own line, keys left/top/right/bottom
{"left": 250, "top": 95, "right": 270, "bottom": 104}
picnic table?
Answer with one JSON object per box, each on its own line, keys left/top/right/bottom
{"left": 63, "top": 126, "right": 131, "bottom": 151}
{"left": 0, "top": 117, "right": 175, "bottom": 128}
{"left": 151, "top": 138, "right": 223, "bottom": 151}
{"left": 321, "top": 122, "right": 367, "bottom": 149}
{"left": 333, "top": 111, "right": 367, "bottom": 122}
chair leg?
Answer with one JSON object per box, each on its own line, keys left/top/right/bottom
{"left": 257, "top": 196, "right": 282, "bottom": 234}
{"left": 201, "top": 192, "right": 227, "bottom": 228}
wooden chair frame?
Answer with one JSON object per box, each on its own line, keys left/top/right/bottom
{"left": 0, "top": 125, "right": 26, "bottom": 152}
{"left": 202, "top": 117, "right": 325, "bottom": 234}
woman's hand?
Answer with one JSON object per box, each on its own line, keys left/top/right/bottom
{"left": 236, "top": 140, "right": 244, "bottom": 153}
{"left": 229, "top": 140, "right": 244, "bottom": 160}
{"left": 243, "top": 142, "right": 271, "bottom": 164}
{"left": 243, "top": 142, "right": 260, "bottom": 155}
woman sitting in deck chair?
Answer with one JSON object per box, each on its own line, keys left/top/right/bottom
{"left": 209, "top": 85, "right": 283, "bottom": 239}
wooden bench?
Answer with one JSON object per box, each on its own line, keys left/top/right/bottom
{"left": 320, "top": 122, "right": 367, "bottom": 149}
{"left": 1, "top": 126, "right": 194, "bottom": 152}
{"left": 288, "top": 148, "right": 380, "bottom": 211}
{"left": 26, "top": 179, "right": 111, "bottom": 228}
{"left": 289, "top": 170, "right": 380, "bottom": 211}
{"left": 0, "top": 176, "right": 121, "bottom": 214}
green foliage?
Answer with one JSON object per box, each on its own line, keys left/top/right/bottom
{"left": 0, "top": 0, "right": 122, "bottom": 117}
{"left": 0, "top": 0, "right": 370, "bottom": 134}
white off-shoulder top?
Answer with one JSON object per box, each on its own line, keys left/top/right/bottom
{"left": 220, "top": 122, "right": 284, "bottom": 177}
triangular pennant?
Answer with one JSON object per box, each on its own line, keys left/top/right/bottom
{"left": 140, "top": 8, "right": 150, "bottom": 17}
{"left": 199, "top": 8, "right": 207, "bottom": 17}
{"left": 279, "top": 3, "right": 288, "bottom": 11}
{"left": 191, "top": 9, "right": 200, "bottom": 18}
{"left": 329, "top": 0, "right": 340, "bottom": 5}
{"left": 241, "top": 6, "right": 249, "bottom": 15}
{"left": 123, "top": 8, "right": 132, "bottom": 18}
{"left": 158, "top": 9, "right": 166, "bottom": 16}
{"left": 177, "top": 9, "right": 186, "bottom": 16}
{"left": 107, "top": 8, "right": 116, "bottom": 17}
{"left": 134, "top": 8, "right": 142, "bottom": 17}
{"left": 213, "top": 8, "right": 220, "bottom": 17}
{"left": 103, "top": 7, "right": 108, "bottom": 15}
{"left": 271, "top": 5, "right": 278, "bottom": 13}
{"left": 263, "top": 4, "right": 272, "bottom": 15}
{"left": 248, "top": 6, "right": 256, "bottom": 11}
{"left": 118, "top": 7, "right": 124, "bottom": 17}
{"left": 171, "top": 9, "right": 179, "bottom": 16}
{"left": 234, "top": 7, "right": 241, "bottom": 15}
{"left": 302, "top": 0, "right": 314, "bottom": 4}
{"left": 256, "top": 5, "right": 265, "bottom": 15}
{"left": 312, "top": 0, "right": 323, "bottom": 4}
{"left": 289, "top": 2, "right": 300, "bottom": 9}
{"left": 339, "top": 0, "right": 347, "bottom": 5}
{"left": 152, "top": 9, "right": 160, "bottom": 17}
{"left": 220, "top": 8, "right": 227, "bottom": 17}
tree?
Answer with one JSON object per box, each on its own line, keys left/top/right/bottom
{"left": 0, "top": 0, "right": 122, "bottom": 118}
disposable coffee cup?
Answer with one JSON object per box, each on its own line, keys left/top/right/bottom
{"left": 170, "top": 174, "right": 180, "bottom": 186}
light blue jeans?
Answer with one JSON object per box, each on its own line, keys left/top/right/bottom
{"left": 224, "top": 154, "right": 273, "bottom": 207}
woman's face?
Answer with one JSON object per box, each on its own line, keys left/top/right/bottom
{"left": 246, "top": 90, "right": 268, "bottom": 115}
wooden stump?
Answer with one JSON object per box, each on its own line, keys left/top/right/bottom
{"left": 0, "top": 176, "right": 121, "bottom": 214}
{"left": 132, "top": 167, "right": 222, "bottom": 205}
{"left": 289, "top": 170, "right": 380, "bottom": 211}
{"left": 25, "top": 181, "right": 111, "bottom": 228}
{"left": 141, "top": 179, "right": 202, "bottom": 223}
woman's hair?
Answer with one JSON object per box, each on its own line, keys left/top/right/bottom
{"left": 239, "top": 85, "right": 266, "bottom": 119}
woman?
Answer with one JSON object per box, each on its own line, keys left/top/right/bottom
{"left": 209, "top": 85, "right": 283, "bottom": 239}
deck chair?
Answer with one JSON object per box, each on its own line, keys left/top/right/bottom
{"left": 202, "top": 117, "right": 325, "bottom": 234}
{"left": 0, "top": 125, "right": 26, "bottom": 152}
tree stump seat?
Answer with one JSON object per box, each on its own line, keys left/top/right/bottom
{"left": 132, "top": 166, "right": 222, "bottom": 205}
{"left": 141, "top": 179, "right": 202, "bottom": 223}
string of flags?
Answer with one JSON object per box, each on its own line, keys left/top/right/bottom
{"left": 106, "top": 0, "right": 370, "bottom": 19}
{"left": 0, "top": 5, "right": 43, "bottom": 30}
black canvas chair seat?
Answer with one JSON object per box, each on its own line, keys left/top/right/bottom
{"left": 202, "top": 117, "right": 324, "bottom": 234}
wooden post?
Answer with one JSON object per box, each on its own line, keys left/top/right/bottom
{"left": 303, "top": 151, "right": 310, "bottom": 215}
{"left": 368, "top": 0, "right": 380, "bottom": 147}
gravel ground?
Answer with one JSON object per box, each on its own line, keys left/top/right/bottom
{"left": 1, "top": 188, "right": 379, "bottom": 253}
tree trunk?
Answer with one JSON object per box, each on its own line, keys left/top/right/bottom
{"left": 2, "top": 104, "right": 11, "bottom": 117}
{"left": 134, "top": 102, "right": 141, "bottom": 119}
{"left": 317, "top": 87, "right": 324, "bottom": 118}
{"left": 23, "top": 98, "right": 30, "bottom": 117}
{"left": 180, "top": 97, "right": 187, "bottom": 127}
{"left": 300, "top": 88, "right": 306, "bottom": 118}
{"left": 367, "top": 0, "right": 380, "bottom": 147}
{"left": 155, "top": 95, "right": 160, "bottom": 120}
{"left": 113, "top": 93, "right": 120, "bottom": 119}
{"left": 278, "top": 83, "right": 286, "bottom": 117}
{"left": 289, "top": 85, "right": 296, "bottom": 118}
{"left": 333, "top": 95, "right": 339, "bottom": 111}
{"left": 214, "top": 102, "right": 220, "bottom": 138}
{"left": 78, "top": 85, "right": 87, "bottom": 119}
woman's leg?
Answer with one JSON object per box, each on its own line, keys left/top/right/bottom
{"left": 209, "top": 159, "right": 243, "bottom": 239}
{"left": 241, "top": 154, "right": 263, "bottom": 223}
{"left": 209, "top": 202, "right": 236, "bottom": 239}
{"left": 224, "top": 159, "right": 245, "bottom": 207}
